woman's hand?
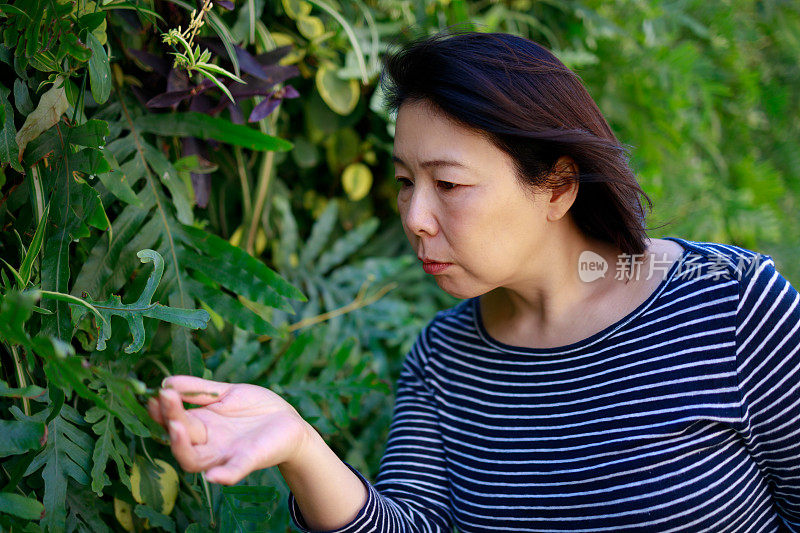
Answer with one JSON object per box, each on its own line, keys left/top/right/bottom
{"left": 146, "top": 375, "right": 311, "bottom": 485}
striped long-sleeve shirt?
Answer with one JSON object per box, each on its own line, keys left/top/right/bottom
{"left": 289, "top": 237, "right": 800, "bottom": 532}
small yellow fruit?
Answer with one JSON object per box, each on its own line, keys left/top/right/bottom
{"left": 341, "top": 163, "right": 373, "bottom": 202}
{"left": 114, "top": 498, "right": 134, "bottom": 532}
{"left": 130, "top": 457, "right": 180, "bottom": 516}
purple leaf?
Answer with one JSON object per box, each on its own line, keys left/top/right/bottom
{"left": 167, "top": 68, "right": 191, "bottom": 93}
{"left": 248, "top": 97, "right": 280, "bottom": 122}
{"left": 212, "top": 0, "right": 234, "bottom": 9}
{"left": 182, "top": 138, "right": 211, "bottom": 208}
{"left": 189, "top": 93, "right": 217, "bottom": 114}
{"left": 198, "top": 38, "right": 301, "bottom": 85}
{"left": 280, "top": 85, "right": 300, "bottom": 99}
{"left": 255, "top": 46, "right": 294, "bottom": 65}
{"left": 229, "top": 78, "right": 284, "bottom": 98}
{"left": 129, "top": 49, "right": 172, "bottom": 78}
{"left": 147, "top": 90, "right": 194, "bottom": 108}
{"left": 191, "top": 172, "right": 211, "bottom": 208}
{"left": 259, "top": 64, "right": 301, "bottom": 86}
{"left": 147, "top": 78, "right": 216, "bottom": 109}
{"left": 229, "top": 103, "right": 245, "bottom": 125}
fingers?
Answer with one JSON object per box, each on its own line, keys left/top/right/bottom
{"left": 168, "top": 419, "right": 249, "bottom": 485}
{"left": 159, "top": 388, "right": 208, "bottom": 445}
{"left": 167, "top": 420, "right": 218, "bottom": 473}
{"left": 147, "top": 397, "right": 164, "bottom": 427}
{"left": 204, "top": 454, "right": 252, "bottom": 486}
{"left": 161, "top": 375, "right": 233, "bottom": 405}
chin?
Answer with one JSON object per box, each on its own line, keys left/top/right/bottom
{"left": 435, "top": 277, "right": 486, "bottom": 300}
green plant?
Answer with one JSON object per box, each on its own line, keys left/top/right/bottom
{"left": 1, "top": 0, "right": 795, "bottom": 531}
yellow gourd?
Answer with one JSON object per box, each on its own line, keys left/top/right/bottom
{"left": 130, "top": 457, "right": 180, "bottom": 517}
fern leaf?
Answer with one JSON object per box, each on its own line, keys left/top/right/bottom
{"left": 85, "top": 405, "right": 133, "bottom": 496}
{"left": 23, "top": 404, "right": 93, "bottom": 533}
{"left": 218, "top": 485, "right": 277, "bottom": 532}
{"left": 316, "top": 218, "right": 379, "bottom": 274}
{"left": 71, "top": 249, "right": 210, "bottom": 354}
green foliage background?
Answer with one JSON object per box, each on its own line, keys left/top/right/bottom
{"left": 0, "top": 0, "right": 797, "bottom": 531}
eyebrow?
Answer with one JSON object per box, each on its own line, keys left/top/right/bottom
{"left": 392, "top": 155, "right": 469, "bottom": 170}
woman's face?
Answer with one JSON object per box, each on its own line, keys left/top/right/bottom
{"left": 393, "top": 100, "right": 552, "bottom": 299}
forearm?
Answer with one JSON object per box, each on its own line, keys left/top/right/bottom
{"left": 278, "top": 423, "right": 368, "bottom": 531}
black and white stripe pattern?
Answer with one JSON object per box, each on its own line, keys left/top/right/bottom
{"left": 289, "top": 237, "right": 800, "bottom": 532}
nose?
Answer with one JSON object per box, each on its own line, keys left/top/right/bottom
{"left": 401, "top": 184, "right": 439, "bottom": 238}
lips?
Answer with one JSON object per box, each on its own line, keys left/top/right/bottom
{"left": 419, "top": 257, "right": 452, "bottom": 275}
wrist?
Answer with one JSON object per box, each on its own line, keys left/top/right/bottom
{"left": 279, "top": 417, "right": 321, "bottom": 473}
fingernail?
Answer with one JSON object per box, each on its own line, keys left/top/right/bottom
{"left": 161, "top": 377, "right": 170, "bottom": 388}
{"left": 169, "top": 420, "right": 180, "bottom": 434}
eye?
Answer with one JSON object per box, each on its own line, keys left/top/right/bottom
{"left": 394, "top": 178, "right": 460, "bottom": 192}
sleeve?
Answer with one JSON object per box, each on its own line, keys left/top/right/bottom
{"left": 287, "top": 322, "right": 453, "bottom": 533}
{"left": 735, "top": 253, "right": 800, "bottom": 531}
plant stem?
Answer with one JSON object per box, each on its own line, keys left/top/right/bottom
{"left": 233, "top": 146, "right": 252, "bottom": 224}
{"left": 256, "top": 281, "right": 398, "bottom": 342}
{"left": 30, "top": 163, "right": 45, "bottom": 222}
{"left": 245, "top": 111, "right": 279, "bottom": 255}
{"left": 10, "top": 344, "right": 30, "bottom": 416}
{"left": 201, "top": 472, "right": 215, "bottom": 527}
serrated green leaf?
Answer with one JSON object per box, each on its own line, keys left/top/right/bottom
{"left": 24, "top": 404, "right": 93, "bottom": 533}
{"left": 134, "top": 503, "right": 176, "bottom": 532}
{"left": 218, "top": 484, "right": 276, "bottom": 532}
{"left": 93, "top": 370, "right": 155, "bottom": 438}
{"left": 65, "top": 480, "right": 114, "bottom": 532}
{"left": 168, "top": 290, "right": 204, "bottom": 377}
{"left": 272, "top": 194, "right": 299, "bottom": 270}
{"left": 71, "top": 249, "right": 209, "bottom": 353}
{"left": 71, "top": 189, "right": 157, "bottom": 299}
{"left": 141, "top": 141, "right": 193, "bottom": 225}
{"left": 300, "top": 200, "right": 338, "bottom": 268}
{"left": 188, "top": 278, "right": 280, "bottom": 337}
{"left": 182, "top": 224, "right": 306, "bottom": 302}
{"left": 316, "top": 218, "right": 379, "bottom": 274}
{"left": 180, "top": 248, "right": 296, "bottom": 314}
{"left": 86, "top": 404, "right": 132, "bottom": 496}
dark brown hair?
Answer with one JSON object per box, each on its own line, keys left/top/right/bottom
{"left": 379, "top": 30, "right": 655, "bottom": 257}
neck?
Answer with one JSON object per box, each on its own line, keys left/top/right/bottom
{"left": 486, "top": 218, "right": 640, "bottom": 329}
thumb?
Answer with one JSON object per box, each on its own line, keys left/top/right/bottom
{"left": 162, "top": 375, "right": 233, "bottom": 405}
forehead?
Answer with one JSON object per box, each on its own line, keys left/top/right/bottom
{"left": 393, "top": 101, "right": 500, "bottom": 169}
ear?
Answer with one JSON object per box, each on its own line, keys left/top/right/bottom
{"left": 545, "top": 156, "right": 579, "bottom": 222}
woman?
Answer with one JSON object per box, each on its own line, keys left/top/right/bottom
{"left": 147, "top": 31, "right": 800, "bottom": 532}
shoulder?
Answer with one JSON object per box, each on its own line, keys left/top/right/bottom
{"left": 665, "top": 236, "right": 773, "bottom": 286}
